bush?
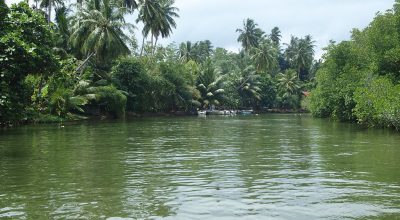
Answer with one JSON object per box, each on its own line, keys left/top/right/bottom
{"left": 111, "top": 57, "right": 147, "bottom": 112}
{"left": 310, "top": 41, "right": 370, "bottom": 121}
{"left": 301, "top": 96, "right": 311, "bottom": 111}
{"left": 354, "top": 77, "right": 400, "bottom": 130}
{"left": 259, "top": 75, "right": 278, "bottom": 108}
{"left": 159, "top": 62, "right": 197, "bottom": 111}
{"left": 111, "top": 57, "right": 199, "bottom": 113}
{"left": 87, "top": 86, "right": 127, "bottom": 118}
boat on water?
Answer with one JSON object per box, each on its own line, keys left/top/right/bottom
{"left": 197, "top": 110, "right": 207, "bottom": 116}
{"left": 237, "top": 110, "right": 253, "bottom": 115}
{"left": 206, "top": 110, "right": 237, "bottom": 116}
{"left": 197, "top": 109, "right": 242, "bottom": 116}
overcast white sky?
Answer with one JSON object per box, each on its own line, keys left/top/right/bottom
{"left": 6, "top": 0, "right": 395, "bottom": 58}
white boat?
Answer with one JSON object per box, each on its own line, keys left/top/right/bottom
{"left": 238, "top": 110, "right": 253, "bottom": 115}
{"left": 197, "top": 110, "right": 207, "bottom": 116}
{"left": 203, "top": 110, "right": 238, "bottom": 116}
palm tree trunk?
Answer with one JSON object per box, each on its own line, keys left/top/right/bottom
{"left": 140, "top": 36, "right": 145, "bottom": 56}
{"left": 236, "top": 75, "right": 253, "bottom": 91}
{"left": 153, "top": 37, "right": 158, "bottom": 55}
{"left": 47, "top": 0, "right": 51, "bottom": 23}
{"left": 94, "top": 0, "right": 100, "bottom": 10}
{"left": 297, "top": 66, "right": 301, "bottom": 79}
{"left": 37, "top": 74, "right": 44, "bottom": 103}
{"left": 74, "top": 52, "right": 95, "bottom": 76}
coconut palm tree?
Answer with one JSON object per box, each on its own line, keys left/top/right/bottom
{"left": 203, "top": 40, "right": 213, "bottom": 55}
{"left": 137, "top": 0, "right": 161, "bottom": 55}
{"left": 284, "top": 35, "right": 315, "bottom": 79}
{"left": 277, "top": 70, "right": 301, "bottom": 95}
{"left": 137, "top": 0, "right": 179, "bottom": 55}
{"left": 237, "top": 66, "right": 262, "bottom": 106}
{"left": 191, "top": 40, "right": 213, "bottom": 63}
{"left": 196, "top": 60, "right": 225, "bottom": 108}
{"left": 179, "top": 41, "right": 195, "bottom": 62}
{"left": 270, "top": 26, "right": 282, "bottom": 46}
{"left": 54, "top": 6, "right": 70, "bottom": 52}
{"left": 122, "top": 0, "right": 138, "bottom": 10}
{"left": 198, "top": 40, "right": 213, "bottom": 57}
{"left": 276, "top": 69, "right": 301, "bottom": 108}
{"left": 250, "top": 39, "right": 279, "bottom": 74}
{"left": 236, "top": 18, "right": 264, "bottom": 53}
{"left": 153, "top": 0, "right": 179, "bottom": 48}
{"left": 70, "top": 0, "right": 131, "bottom": 63}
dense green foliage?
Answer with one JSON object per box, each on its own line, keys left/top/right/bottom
{"left": 70, "top": 0, "right": 131, "bottom": 64}
{"left": 310, "top": 0, "right": 400, "bottom": 130}
{"left": 4, "top": 0, "right": 397, "bottom": 131}
{"left": 0, "top": 2, "right": 58, "bottom": 123}
{"left": 353, "top": 77, "right": 400, "bottom": 130}
{"left": 1, "top": 0, "right": 318, "bottom": 126}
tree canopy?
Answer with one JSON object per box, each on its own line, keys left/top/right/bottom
{"left": 310, "top": 0, "right": 400, "bottom": 130}
{"left": 4, "top": 0, "right": 399, "bottom": 132}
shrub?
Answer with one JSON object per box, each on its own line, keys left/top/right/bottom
{"left": 354, "top": 77, "right": 400, "bottom": 130}
{"left": 111, "top": 57, "right": 147, "bottom": 112}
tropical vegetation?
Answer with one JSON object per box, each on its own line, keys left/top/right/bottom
{"left": 1, "top": 0, "right": 319, "bottom": 126}
{"left": 310, "top": 0, "right": 400, "bottom": 130}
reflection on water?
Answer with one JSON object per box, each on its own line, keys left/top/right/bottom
{"left": 1, "top": 115, "right": 400, "bottom": 219}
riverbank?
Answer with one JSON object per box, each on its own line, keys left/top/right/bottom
{"left": 1, "top": 109, "right": 311, "bottom": 128}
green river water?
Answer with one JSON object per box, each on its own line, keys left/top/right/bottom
{"left": 0, "top": 114, "right": 400, "bottom": 219}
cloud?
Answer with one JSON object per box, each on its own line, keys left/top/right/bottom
{"left": 159, "top": 0, "right": 395, "bottom": 58}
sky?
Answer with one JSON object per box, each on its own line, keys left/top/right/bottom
{"left": 5, "top": 0, "right": 396, "bottom": 59}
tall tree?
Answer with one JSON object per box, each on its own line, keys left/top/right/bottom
{"left": 284, "top": 35, "right": 315, "bottom": 79}
{"left": 179, "top": 41, "right": 195, "bottom": 62}
{"left": 40, "top": 0, "right": 63, "bottom": 23}
{"left": 70, "top": 0, "right": 131, "bottom": 64}
{"left": 250, "top": 39, "right": 279, "bottom": 74}
{"left": 236, "top": 18, "right": 263, "bottom": 53}
{"left": 137, "top": 0, "right": 161, "bottom": 55}
{"left": 270, "top": 26, "right": 282, "bottom": 46}
{"left": 237, "top": 65, "right": 262, "bottom": 106}
{"left": 195, "top": 40, "right": 213, "bottom": 59}
{"left": 54, "top": 6, "right": 70, "bottom": 53}
{"left": 277, "top": 70, "right": 301, "bottom": 95}
{"left": 137, "top": 0, "right": 179, "bottom": 55}
{"left": 190, "top": 40, "right": 213, "bottom": 63}
{"left": 122, "top": 0, "right": 138, "bottom": 10}
{"left": 196, "top": 60, "right": 225, "bottom": 108}
{"left": 276, "top": 69, "right": 301, "bottom": 109}
{"left": 152, "top": 0, "right": 179, "bottom": 49}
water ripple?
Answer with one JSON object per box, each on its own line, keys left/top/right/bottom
{"left": 1, "top": 115, "right": 400, "bottom": 219}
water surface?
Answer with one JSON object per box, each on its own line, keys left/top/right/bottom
{"left": 1, "top": 114, "right": 400, "bottom": 219}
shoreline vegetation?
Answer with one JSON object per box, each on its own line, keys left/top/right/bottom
{"left": 11, "top": 109, "right": 310, "bottom": 126}
{"left": 0, "top": 0, "right": 399, "bottom": 131}
{"left": 310, "top": 0, "right": 400, "bottom": 131}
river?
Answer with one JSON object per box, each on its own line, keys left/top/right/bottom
{"left": 1, "top": 114, "right": 399, "bottom": 219}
